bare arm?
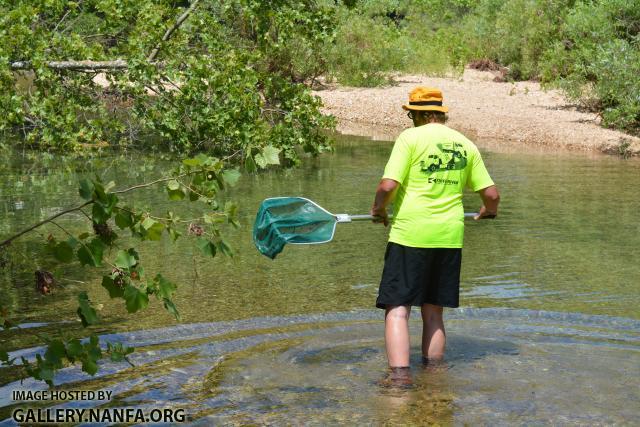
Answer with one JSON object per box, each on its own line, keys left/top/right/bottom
{"left": 371, "top": 178, "right": 399, "bottom": 226}
{"left": 475, "top": 185, "right": 500, "bottom": 220}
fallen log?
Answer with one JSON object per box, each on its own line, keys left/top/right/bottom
{"left": 9, "top": 60, "right": 129, "bottom": 71}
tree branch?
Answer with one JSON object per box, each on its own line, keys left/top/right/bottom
{"left": 112, "top": 173, "right": 193, "bottom": 195}
{"left": 52, "top": 9, "right": 72, "bottom": 33}
{"left": 0, "top": 201, "right": 93, "bottom": 248}
{"left": 0, "top": 170, "right": 208, "bottom": 248}
{"left": 147, "top": 0, "right": 201, "bottom": 62}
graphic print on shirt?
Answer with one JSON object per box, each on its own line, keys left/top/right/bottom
{"left": 419, "top": 142, "right": 468, "bottom": 174}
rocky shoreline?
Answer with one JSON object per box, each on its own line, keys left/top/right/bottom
{"left": 313, "top": 69, "right": 640, "bottom": 157}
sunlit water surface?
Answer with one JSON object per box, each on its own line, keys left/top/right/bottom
{"left": 1, "top": 135, "right": 639, "bottom": 424}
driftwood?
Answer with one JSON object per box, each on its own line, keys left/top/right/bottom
{"left": 10, "top": 60, "right": 129, "bottom": 71}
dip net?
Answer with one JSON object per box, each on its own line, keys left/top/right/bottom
{"left": 253, "top": 197, "right": 338, "bottom": 259}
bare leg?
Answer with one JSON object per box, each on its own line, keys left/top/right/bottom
{"left": 384, "top": 305, "right": 411, "bottom": 367}
{"left": 421, "top": 304, "right": 445, "bottom": 361}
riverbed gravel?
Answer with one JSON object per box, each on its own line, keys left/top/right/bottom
{"left": 313, "top": 69, "right": 640, "bottom": 157}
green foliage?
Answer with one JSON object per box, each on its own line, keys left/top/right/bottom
{"left": 324, "top": 0, "right": 478, "bottom": 86}
{"left": 538, "top": 0, "right": 640, "bottom": 132}
{"left": 488, "top": 0, "right": 569, "bottom": 80}
{"left": 1, "top": 0, "right": 338, "bottom": 384}
{"left": 586, "top": 39, "right": 640, "bottom": 132}
{"left": 0, "top": 0, "right": 335, "bottom": 154}
{"left": 326, "top": 0, "right": 640, "bottom": 131}
{"left": 447, "top": 0, "right": 640, "bottom": 132}
{"left": 9, "top": 334, "right": 104, "bottom": 386}
{"left": 0, "top": 153, "right": 247, "bottom": 384}
{"left": 325, "top": 14, "right": 401, "bottom": 86}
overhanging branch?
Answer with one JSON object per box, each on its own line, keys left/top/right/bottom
{"left": 147, "top": 0, "right": 201, "bottom": 62}
{"left": 9, "top": 0, "right": 200, "bottom": 72}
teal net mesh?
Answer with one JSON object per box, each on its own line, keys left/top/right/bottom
{"left": 253, "top": 197, "right": 337, "bottom": 259}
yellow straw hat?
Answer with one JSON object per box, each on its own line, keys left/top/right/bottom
{"left": 402, "top": 87, "right": 449, "bottom": 113}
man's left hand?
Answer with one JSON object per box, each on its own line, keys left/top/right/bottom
{"left": 370, "top": 208, "right": 389, "bottom": 226}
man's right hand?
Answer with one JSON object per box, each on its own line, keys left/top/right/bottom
{"left": 474, "top": 205, "right": 497, "bottom": 220}
{"left": 475, "top": 185, "right": 500, "bottom": 220}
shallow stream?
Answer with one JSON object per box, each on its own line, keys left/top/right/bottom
{"left": 1, "top": 134, "right": 639, "bottom": 424}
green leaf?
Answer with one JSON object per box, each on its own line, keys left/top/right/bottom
{"left": 254, "top": 153, "right": 267, "bottom": 169}
{"left": 77, "top": 292, "right": 99, "bottom": 327}
{"left": 154, "top": 274, "right": 177, "bottom": 299}
{"left": 143, "top": 222, "right": 165, "bottom": 241}
{"left": 167, "top": 180, "right": 180, "bottom": 190}
{"left": 90, "top": 334, "right": 99, "bottom": 347}
{"left": 216, "top": 239, "right": 234, "bottom": 257}
{"left": 115, "top": 211, "right": 133, "bottom": 229}
{"left": 167, "top": 188, "right": 186, "bottom": 200}
{"left": 66, "top": 339, "right": 83, "bottom": 360}
{"left": 114, "top": 250, "right": 137, "bottom": 269}
{"left": 223, "top": 168, "right": 241, "bottom": 187}
{"left": 79, "top": 179, "right": 94, "bottom": 200}
{"left": 53, "top": 241, "right": 74, "bottom": 263}
{"left": 81, "top": 356, "right": 98, "bottom": 376}
{"left": 92, "top": 203, "right": 109, "bottom": 224}
{"left": 124, "top": 285, "right": 149, "bottom": 313}
{"left": 163, "top": 298, "right": 181, "bottom": 321}
{"left": 102, "top": 276, "right": 125, "bottom": 298}
{"left": 141, "top": 217, "right": 156, "bottom": 229}
{"left": 182, "top": 156, "right": 203, "bottom": 167}
{"left": 204, "top": 213, "right": 225, "bottom": 224}
{"left": 44, "top": 339, "right": 66, "bottom": 368}
{"left": 92, "top": 193, "right": 118, "bottom": 224}
{"left": 92, "top": 180, "right": 106, "bottom": 202}
{"left": 262, "top": 145, "right": 281, "bottom": 165}
{"left": 245, "top": 153, "right": 257, "bottom": 173}
{"left": 224, "top": 201, "right": 239, "bottom": 219}
{"left": 166, "top": 180, "right": 186, "bottom": 200}
{"left": 77, "top": 239, "right": 106, "bottom": 267}
{"left": 168, "top": 227, "right": 182, "bottom": 242}
{"left": 196, "top": 237, "right": 216, "bottom": 257}
{"left": 1, "top": 348, "right": 10, "bottom": 363}
{"left": 108, "top": 342, "right": 134, "bottom": 363}
{"left": 38, "top": 365, "right": 55, "bottom": 384}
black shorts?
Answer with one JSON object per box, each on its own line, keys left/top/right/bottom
{"left": 376, "top": 242, "right": 461, "bottom": 309}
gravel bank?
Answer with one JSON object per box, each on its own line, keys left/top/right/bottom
{"left": 313, "top": 69, "right": 640, "bottom": 157}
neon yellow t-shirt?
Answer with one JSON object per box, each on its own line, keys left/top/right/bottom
{"left": 382, "top": 123, "right": 494, "bottom": 248}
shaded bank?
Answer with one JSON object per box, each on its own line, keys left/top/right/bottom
{"left": 314, "top": 69, "right": 640, "bottom": 157}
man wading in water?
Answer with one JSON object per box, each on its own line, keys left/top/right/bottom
{"left": 371, "top": 87, "right": 500, "bottom": 379}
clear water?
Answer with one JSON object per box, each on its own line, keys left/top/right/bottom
{"left": 1, "top": 135, "right": 639, "bottom": 424}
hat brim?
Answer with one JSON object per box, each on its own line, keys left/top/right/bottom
{"left": 402, "top": 104, "right": 449, "bottom": 113}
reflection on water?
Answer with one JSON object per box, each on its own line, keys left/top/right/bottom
{"left": 1, "top": 135, "right": 640, "bottom": 423}
{"left": 1, "top": 308, "right": 639, "bottom": 425}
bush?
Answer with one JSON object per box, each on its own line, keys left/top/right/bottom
{"left": 589, "top": 39, "right": 640, "bottom": 132}
{"left": 325, "top": 0, "right": 474, "bottom": 86}
{"left": 539, "top": 0, "right": 640, "bottom": 132}
{"left": 325, "top": 13, "right": 401, "bottom": 86}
